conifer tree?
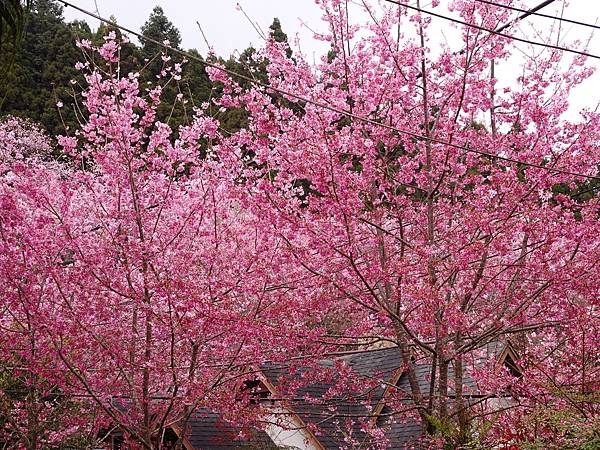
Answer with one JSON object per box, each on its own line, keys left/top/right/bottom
{"left": 0, "top": 0, "right": 91, "bottom": 134}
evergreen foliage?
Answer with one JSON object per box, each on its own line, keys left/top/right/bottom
{"left": 0, "top": 0, "right": 29, "bottom": 76}
{"left": 0, "top": 2, "right": 293, "bottom": 140}
{"left": 0, "top": 0, "right": 89, "bottom": 134}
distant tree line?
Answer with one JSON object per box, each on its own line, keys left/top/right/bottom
{"left": 0, "top": 0, "right": 291, "bottom": 137}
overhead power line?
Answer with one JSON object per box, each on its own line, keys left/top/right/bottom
{"left": 56, "top": 0, "right": 600, "bottom": 182}
{"left": 381, "top": 0, "right": 600, "bottom": 60}
{"left": 475, "top": 0, "right": 600, "bottom": 33}
{"left": 493, "top": 0, "right": 557, "bottom": 33}
{"left": 447, "top": 1, "right": 557, "bottom": 60}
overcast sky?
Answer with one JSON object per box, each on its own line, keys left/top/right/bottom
{"left": 63, "top": 0, "right": 600, "bottom": 118}
{"left": 63, "top": 0, "right": 328, "bottom": 56}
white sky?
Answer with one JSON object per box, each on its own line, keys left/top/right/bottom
{"left": 63, "top": 0, "right": 600, "bottom": 119}
{"left": 63, "top": 0, "right": 328, "bottom": 56}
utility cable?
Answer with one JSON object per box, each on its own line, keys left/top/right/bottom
{"left": 381, "top": 0, "right": 600, "bottom": 60}
{"left": 475, "top": 0, "right": 600, "bottom": 33}
{"left": 56, "top": 0, "right": 600, "bottom": 182}
{"left": 493, "top": 0, "right": 558, "bottom": 33}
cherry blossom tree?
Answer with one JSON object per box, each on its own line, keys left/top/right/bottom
{"left": 0, "top": 34, "right": 323, "bottom": 449}
{"left": 2, "top": 0, "right": 599, "bottom": 448}
{"left": 0, "top": 116, "right": 101, "bottom": 450}
{"left": 198, "top": 0, "right": 600, "bottom": 446}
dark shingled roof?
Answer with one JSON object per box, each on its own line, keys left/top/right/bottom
{"left": 378, "top": 406, "right": 425, "bottom": 450}
{"left": 395, "top": 362, "right": 479, "bottom": 396}
{"left": 260, "top": 347, "right": 428, "bottom": 449}
{"left": 261, "top": 358, "right": 376, "bottom": 448}
{"left": 181, "top": 410, "right": 275, "bottom": 450}
{"left": 180, "top": 343, "right": 510, "bottom": 449}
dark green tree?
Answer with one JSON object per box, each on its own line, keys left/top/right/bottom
{"left": 269, "top": 17, "right": 292, "bottom": 58}
{"left": 1, "top": 2, "right": 298, "bottom": 143}
{"left": 139, "top": 6, "right": 191, "bottom": 129}
{"left": 181, "top": 48, "right": 212, "bottom": 108}
{"left": 0, "top": 0, "right": 92, "bottom": 135}
{"left": 0, "top": 0, "right": 29, "bottom": 77}
{"left": 140, "top": 6, "right": 181, "bottom": 74}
